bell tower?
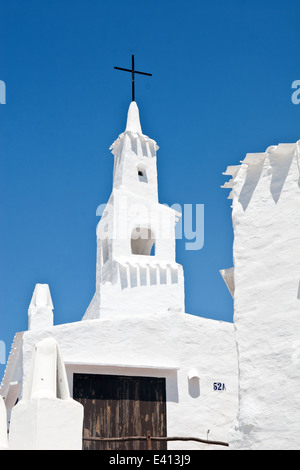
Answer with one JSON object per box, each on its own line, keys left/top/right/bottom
{"left": 83, "top": 101, "right": 185, "bottom": 320}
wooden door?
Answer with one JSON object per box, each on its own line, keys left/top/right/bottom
{"left": 73, "top": 373, "right": 167, "bottom": 450}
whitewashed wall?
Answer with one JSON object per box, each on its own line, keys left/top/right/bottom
{"left": 224, "top": 142, "right": 300, "bottom": 449}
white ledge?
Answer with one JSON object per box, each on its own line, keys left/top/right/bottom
{"left": 65, "top": 361, "right": 179, "bottom": 371}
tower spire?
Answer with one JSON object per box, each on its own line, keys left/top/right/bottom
{"left": 125, "top": 101, "right": 142, "bottom": 134}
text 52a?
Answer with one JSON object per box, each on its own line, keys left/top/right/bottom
{"left": 213, "top": 382, "right": 226, "bottom": 391}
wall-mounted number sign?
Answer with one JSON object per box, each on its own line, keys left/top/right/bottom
{"left": 213, "top": 382, "right": 226, "bottom": 391}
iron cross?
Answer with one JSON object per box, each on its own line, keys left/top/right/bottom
{"left": 114, "top": 55, "right": 152, "bottom": 102}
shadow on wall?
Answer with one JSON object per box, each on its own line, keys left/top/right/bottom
{"left": 269, "top": 146, "right": 296, "bottom": 203}
{"left": 238, "top": 145, "right": 298, "bottom": 211}
{"left": 188, "top": 377, "right": 200, "bottom": 398}
{"left": 238, "top": 155, "right": 265, "bottom": 211}
{"left": 167, "top": 371, "right": 179, "bottom": 403}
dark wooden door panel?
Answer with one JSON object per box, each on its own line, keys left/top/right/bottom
{"left": 73, "top": 373, "right": 167, "bottom": 450}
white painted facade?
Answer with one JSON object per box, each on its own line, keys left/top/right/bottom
{"left": 19, "top": 312, "right": 237, "bottom": 450}
{"left": 222, "top": 141, "right": 300, "bottom": 450}
{"left": 0, "top": 101, "right": 238, "bottom": 450}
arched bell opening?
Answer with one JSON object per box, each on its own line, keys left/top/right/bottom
{"left": 131, "top": 227, "right": 155, "bottom": 256}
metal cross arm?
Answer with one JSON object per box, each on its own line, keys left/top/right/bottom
{"left": 114, "top": 66, "right": 152, "bottom": 76}
{"left": 114, "top": 55, "right": 152, "bottom": 102}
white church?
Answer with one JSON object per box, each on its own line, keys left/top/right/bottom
{"left": 1, "top": 97, "right": 300, "bottom": 450}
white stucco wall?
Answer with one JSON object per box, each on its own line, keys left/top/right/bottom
{"left": 19, "top": 312, "right": 238, "bottom": 450}
{"left": 224, "top": 142, "right": 300, "bottom": 449}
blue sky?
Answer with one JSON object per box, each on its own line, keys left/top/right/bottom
{"left": 1, "top": 0, "right": 300, "bottom": 382}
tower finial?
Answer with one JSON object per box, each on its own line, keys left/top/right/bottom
{"left": 125, "top": 101, "right": 142, "bottom": 134}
